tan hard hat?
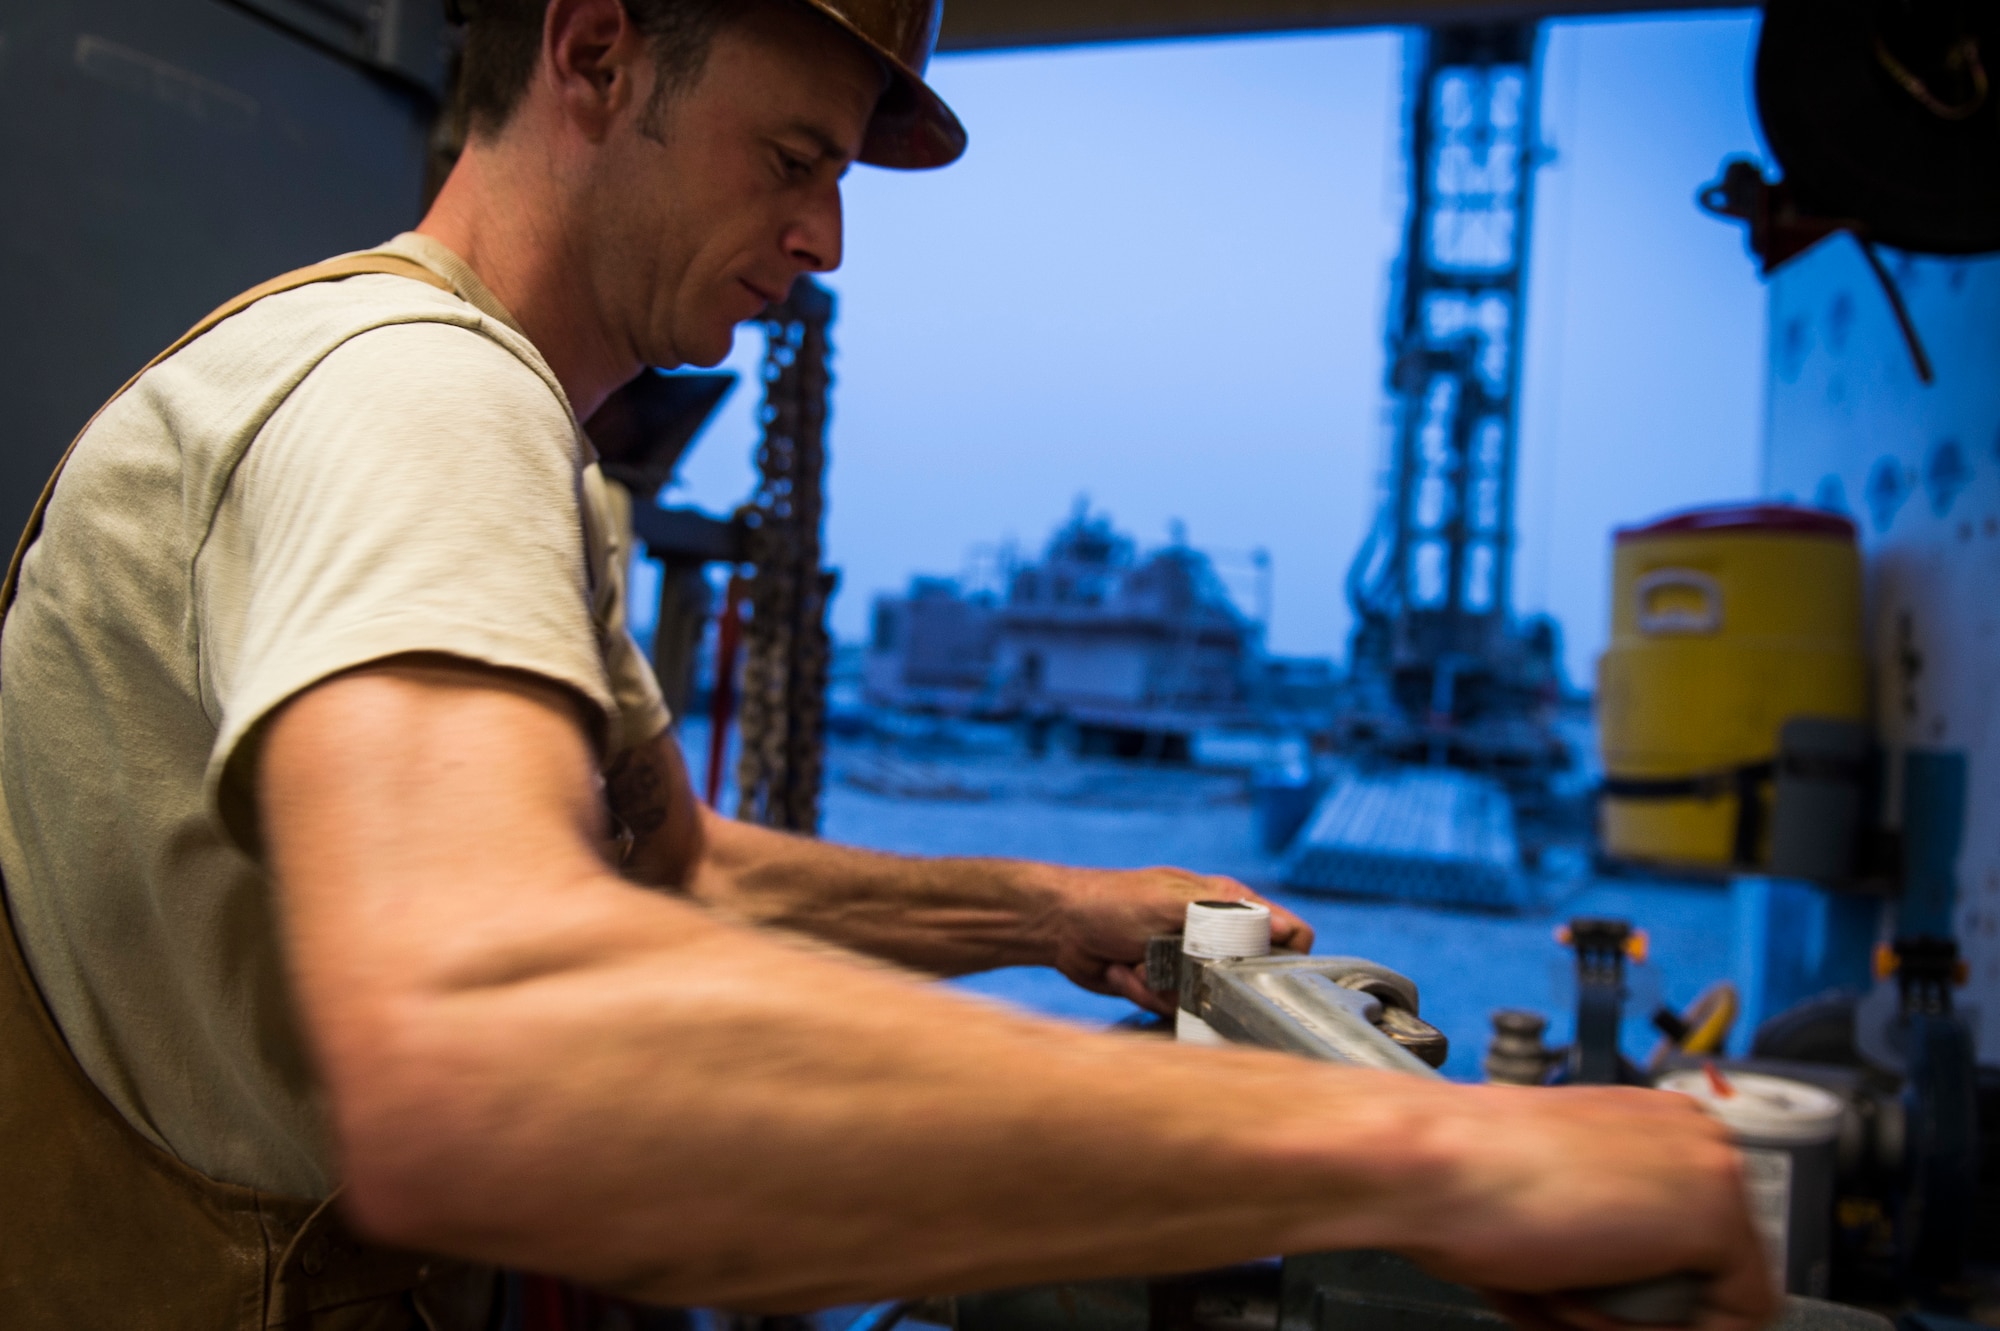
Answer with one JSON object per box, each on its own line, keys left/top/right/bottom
{"left": 791, "top": 0, "right": 966, "bottom": 168}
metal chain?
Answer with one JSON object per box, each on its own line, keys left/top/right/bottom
{"left": 732, "top": 278, "right": 837, "bottom": 833}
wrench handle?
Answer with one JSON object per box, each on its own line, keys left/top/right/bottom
{"left": 1584, "top": 1272, "right": 1705, "bottom": 1326}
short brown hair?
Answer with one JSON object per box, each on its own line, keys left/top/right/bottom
{"left": 456, "top": 0, "right": 741, "bottom": 138}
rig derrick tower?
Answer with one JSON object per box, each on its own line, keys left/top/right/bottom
{"left": 1347, "top": 23, "right": 1562, "bottom": 774}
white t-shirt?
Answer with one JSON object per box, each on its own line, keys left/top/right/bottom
{"left": 0, "top": 233, "right": 668, "bottom": 1197}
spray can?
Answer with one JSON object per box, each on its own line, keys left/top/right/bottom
{"left": 1658, "top": 1068, "right": 1844, "bottom": 1297}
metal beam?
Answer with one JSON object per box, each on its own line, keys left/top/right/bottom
{"left": 937, "top": 0, "right": 1749, "bottom": 52}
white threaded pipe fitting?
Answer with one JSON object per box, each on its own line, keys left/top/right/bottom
{"left": 1181, "top": 899, "right": 1272, "bottom": 961}
{"left": 1175, "top": 900, "right": 1273, "bottom": 1046}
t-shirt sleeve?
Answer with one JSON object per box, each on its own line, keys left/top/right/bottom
{"left": 197, "top": 320, "right": 614, "bottom": 855}
{"left": 581, "top": 467, "right": 673, "bottom": 752}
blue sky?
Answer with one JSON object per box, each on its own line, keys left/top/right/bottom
{"left": 671, "top": 11, "right": 1771, "bottom": 685}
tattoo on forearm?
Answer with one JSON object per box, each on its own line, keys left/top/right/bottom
{"left": 600, "top": 734, "right": 704, "bottom": 890}
{"left": 606, "top": 747, "right": 670, "bottom": 841}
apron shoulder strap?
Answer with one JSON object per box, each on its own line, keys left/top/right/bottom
{"left": 0, "top": 252, "right": 456, "bottom": 614}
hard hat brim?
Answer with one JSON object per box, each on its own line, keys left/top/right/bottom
{"left": 792, "top": 0, "right": 967, "bottom": 169}
{"left": 863, "top": 59, "right": 967, "bottom": 169}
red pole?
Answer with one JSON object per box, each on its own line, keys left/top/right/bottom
{"left": 705, "top": 576, "right": 746, "bottom": 808}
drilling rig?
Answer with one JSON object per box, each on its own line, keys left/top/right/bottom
{"left": 1343, "top": 23, "right": 1570, "bottom": 781}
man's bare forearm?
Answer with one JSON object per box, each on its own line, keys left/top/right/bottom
{"left": 689, "top": 809, "right": 1066, "bottom": 974}
{"left": 319, "top": 878, "right": 1437, "bottom": 1310}
{"left": 604, "top": 732, "right": 1306, "bottom": 984}
{"left": 605, "top": 728, "right": 1065, "bottom": 974}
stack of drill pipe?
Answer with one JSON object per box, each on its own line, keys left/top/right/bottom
{"left": 1280, "top": 767, "right": 1525, "bottom": 910}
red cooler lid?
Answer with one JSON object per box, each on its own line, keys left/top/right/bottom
{"left": 1614, "top": 503, "right": 1856, "bottom": 544}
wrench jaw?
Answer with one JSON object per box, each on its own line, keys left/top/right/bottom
{"left": 1177, "top": 954, "right": 1450, "bottom": 1074}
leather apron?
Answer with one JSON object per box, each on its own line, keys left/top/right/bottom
{"left": 0, "top": 255, "right": 499, "bottom": 1330}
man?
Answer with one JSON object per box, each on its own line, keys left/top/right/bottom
{"left": 0, "top": 0, "right": 1773, "bottom": 1326}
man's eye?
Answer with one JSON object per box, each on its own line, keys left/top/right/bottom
{"left": 777, "top": 151, "right": 813, "bottom": 181}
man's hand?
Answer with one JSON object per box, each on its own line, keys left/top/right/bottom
{"left": 1385, "top": 1082, "right": 1777, "bottom": 1331}
{"left": 1037, "top": 867, "right": 1313, "bottom": 1013}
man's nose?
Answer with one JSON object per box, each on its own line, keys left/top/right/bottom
{"left": 784, "top": 184, "right": 844, "bottom": 274}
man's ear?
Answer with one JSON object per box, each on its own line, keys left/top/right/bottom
{"left": 542, "top": 0, "right": 649, "bottom": 142}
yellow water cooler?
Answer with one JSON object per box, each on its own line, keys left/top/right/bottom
{"left": 1596, "top": 505, "right": 1868, "bottom": 871}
